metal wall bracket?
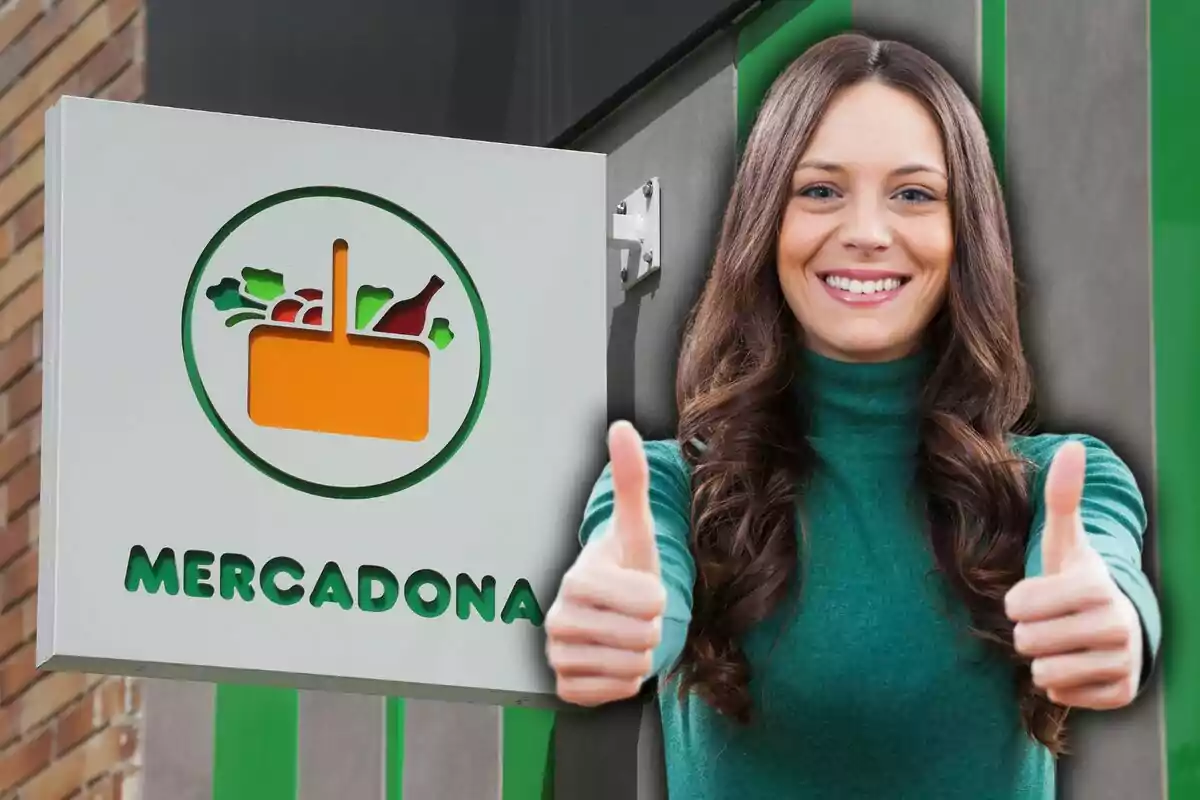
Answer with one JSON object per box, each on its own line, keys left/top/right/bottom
{"left": 609, "top": 177, "right": 661, "bottom": 288}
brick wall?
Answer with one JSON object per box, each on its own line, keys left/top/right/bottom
{"left": 0, "top": 0, "right": 145, "bottom": 797}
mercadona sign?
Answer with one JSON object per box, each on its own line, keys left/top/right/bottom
{"left": 37, "top": 97, "right": 606, "bottom": 705}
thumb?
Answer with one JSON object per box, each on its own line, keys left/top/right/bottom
{"left": 1041, "top": 440, "right": 1089, "bottom": 574}
{"left": 607, "top": 421, "right": 660, "bottom": 574}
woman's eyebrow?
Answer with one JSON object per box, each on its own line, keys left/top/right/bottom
{"left": 793, "top": 160, "right": 844, "bottom": 173}
{"left": 893, "top": 163, "right": 946, "bottom": 178}
{"left": 793, "top": 160, "right": 947, "bottom": 178}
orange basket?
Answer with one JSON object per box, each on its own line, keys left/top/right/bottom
{"left": 247, "top": 240, "right": 432, "bottom": 442}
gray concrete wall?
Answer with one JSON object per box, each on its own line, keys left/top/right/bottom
{"left": 1005, "top": 0, "right": 1164, "bottom": 797}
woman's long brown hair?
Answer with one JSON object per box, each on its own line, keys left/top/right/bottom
{"left": 672, "top": 32, "right": 1068, "bottom": 752}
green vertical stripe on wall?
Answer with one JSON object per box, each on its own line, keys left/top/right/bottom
{"left": 736, "top": 0, "right": 854, "bottom": 144}
{"left": 212, "top": 684, "right": 299, "bottom": 800}
{"left": 979, "top": 0, "right": 1007, "bottom": 183}
{"left": 386, "top": 698, "right": 404, "bottom": 800}
{"left": 502, "top": 707, "right": 557, "bottom": 800}
{"left": 1151, "top": 0, "right": 1200, "bottom": 795}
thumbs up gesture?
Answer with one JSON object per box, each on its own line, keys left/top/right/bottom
{"left": 545, "top": 422, "right": 667, "bottom": 706}
{"left": 1005, "top": 441, "right": 1144, "bottom": 710}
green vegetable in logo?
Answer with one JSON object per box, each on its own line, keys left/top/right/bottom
{"left": 355, "top": 285, "right": 394, "bottom": 330}
{"left": 205, "top": 277, "right": 266, "bottom": 313}
{"left": 429, "top": 318, "right": 454, "bottom": 350}
{"left": 241, "top": 267, "right": 287, "bottom": 302}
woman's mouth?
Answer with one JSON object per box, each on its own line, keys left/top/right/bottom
{"left": 818, "top": 271, "right": 911, "bottom": 306}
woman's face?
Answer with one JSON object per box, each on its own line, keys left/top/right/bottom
{"left": 777, "top": 79, "right": 953, "bottom": 363}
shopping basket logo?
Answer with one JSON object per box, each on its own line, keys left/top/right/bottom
{"left": 239, "top": 239, "right": 445, "bottom": 442}
{"left": 181, "top": 187, "right": 491, "bottom": 499}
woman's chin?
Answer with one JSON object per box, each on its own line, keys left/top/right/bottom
{"left": 808, "top": 326, "right": 918, "bottom": 363}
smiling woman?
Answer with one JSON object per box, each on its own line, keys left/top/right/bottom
{"left": 544, "top": 31, "right": 1161, "bottom": 800}
{"left": 780, "top": 80, "right": 953, "bottom": 362}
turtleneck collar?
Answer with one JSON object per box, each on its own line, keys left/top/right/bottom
{"left": 794, "top": 347, "right": 929, "bottom": 454}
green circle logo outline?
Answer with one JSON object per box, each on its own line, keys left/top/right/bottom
{"left": 181, "top": 186, "right": 492, "bottom": 500}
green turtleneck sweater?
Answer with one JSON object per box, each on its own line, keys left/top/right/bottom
{"left": 578, "top": 351, "right": 1161, "bottom": 800}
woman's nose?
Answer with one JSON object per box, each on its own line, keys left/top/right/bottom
{"left": 838, "top": 198, "right": 892, "bottom": 253}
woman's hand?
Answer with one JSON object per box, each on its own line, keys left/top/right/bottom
{"left": 545, "top": 422, "right": 667, "bottom": 707}
{"left": 1005, "top": 441, "right": 1144, "bottom": 710}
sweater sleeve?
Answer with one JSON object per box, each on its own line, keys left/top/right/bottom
{"left": 578, "top": 439, "right": 695, "bottom": 678}
{"left": 1021, "top": 434, "right": 1162, "bottom": 689}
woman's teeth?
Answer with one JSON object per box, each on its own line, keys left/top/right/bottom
{"left": 823, "top": 275, "right": 903, "bottom": 295}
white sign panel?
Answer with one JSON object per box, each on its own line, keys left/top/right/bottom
{"left": 38, "top": 97, "right": 607, "bottom": 705}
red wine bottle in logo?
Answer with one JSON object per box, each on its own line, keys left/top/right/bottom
{"left": 374, "top": 275, "right": 445, "bottom": 336}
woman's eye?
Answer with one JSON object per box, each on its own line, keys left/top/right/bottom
{"left": 799, "top": 184, "right": 838, "bottom": 200}
{"left": 895, "top": 187, "right": 935, "bottom": 203}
